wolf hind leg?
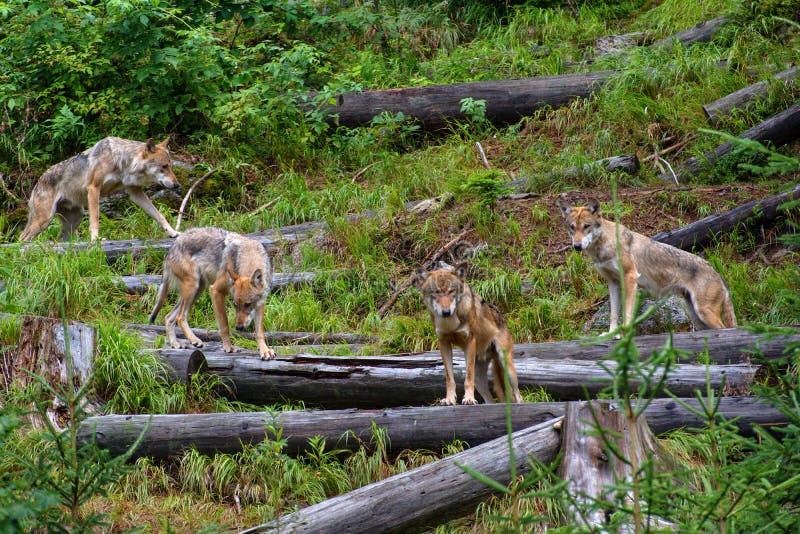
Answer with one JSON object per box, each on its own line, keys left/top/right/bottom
{"left": 473, "top": 358, "right": 494, "bottom": 404}
{"left": 19, "top": 188, "right": 59, "bottom": 241}
{"left": 56, "top": 204, "right": 84, "bottom": 240}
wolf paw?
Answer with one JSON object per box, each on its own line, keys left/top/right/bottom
{"left": 260, "top": 348, "right": 276, "bottom": 361}
{"left": 190, "top": 339, "right": 204, "bottom": 348}
{"left": 461, "top": 397, "right": 478, "bottom": 405}
{"left": 439, "top": 397, "right": 456, "bottom": 406}
{"left": 222, "top": 345, "right": 239, "bottom": 354}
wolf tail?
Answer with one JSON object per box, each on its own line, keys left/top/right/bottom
{"left": 149, "top": 270, "right": 171, "bottom": 324}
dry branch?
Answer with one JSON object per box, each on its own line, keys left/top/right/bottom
{"left": 77, "top": 397, "right": 784, "bottom": 460}
{"left": 175, "top": 167, "right": 217, "bottom": 232}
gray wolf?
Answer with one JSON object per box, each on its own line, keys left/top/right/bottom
{"left": 414, "top": 263, "right": 522, "bottom": 405}
{"left": 19, "top": 137, "right": 180, "bottom": 242}
{"left": 149, "top": 227, "right": 276, "bottom": 360}
{"left": 556, "top": 194, "right": 736, "bottom": 332}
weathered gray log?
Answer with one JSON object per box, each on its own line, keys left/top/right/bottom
{"left": 117, "top": 271, "right": 321, "bottom": 294}
{"left": 666, "top": 101, "right": 800, "bottom": 182}
{"left": 506, "top": 154, "right": 640, "bottom": 193}
{"left": 128, "top": 323, "right": 377, "bottom": 347}
{"left": 77, "top": 397, "right": 785, "bottom": 460}
{"left": 652, "top": 183, "right": 800, "bottom": 250}
{"left": 559, "top": 400, "right": 673, "bottom": 530}
{"left": 154, "top": 348, "right": 208, "bottom": 385}
{"left": 704, "top": 66, "right": 800, "bottom": 125}
{"left": 161, "top": 344, "right": 757, "bottom": 408}
{"left": 312, "top": 70, "right": 613, "bottom": 130}
{"left": 651, "top": 15, "right": 729, "bottom": 49}
{"left": 5, "top": 219, "right": 327, "bottom": 262}
{"left": 241, "top": 417, "right": 563, "bottom": 533}
{"left": 1, "top": 316, "right": 95, "bottom": 429}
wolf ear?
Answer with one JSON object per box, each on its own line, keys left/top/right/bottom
{"left": 251, "top": 269, "right": 264, "bottom": 289}
{"left": 454, "top": 265, "right": 467, "bottom": 281}
{"left": 413, "top": 267, "right": 428, "bottom": 289}
{"left": 145, "top": 138, "right": 157, "bottom": 153}
{"left": 158, "top": 137, "right": 170, "bottom": 150}
{"left": 556, "top": 193, "right": 571, "bottom": 218}
{"left": 587, "top": 199, "right": 600, "bottom": 215}
{"left": 227, "top": 267, "right": 241, "bottom": 283}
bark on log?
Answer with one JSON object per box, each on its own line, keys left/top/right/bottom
{"left": 651, "top": 15, "right": 729, "bottom": 49}
{"left": 666, "top": 101, "right": 800, "bottom": 182}
{"left": 158, "top": 343, "right": 757, "bottom": 408}
{"left": 77, "top": 397, "right": 784, "bottom": 460}
{"left": 559, "top": 400, "right": 673, "bottom": 530}
{"left": 116, "top": 271, "right": 321, "bottom": 294}
{"left": 127, "top": 323, "right": 377, "bottom": 347}
{"left": 312, "top": 70, "right": 613, "bottom": 130}
{"left": 506, "top": 154, "right": 640, "bottom": 193}
{"left": 241, "top": 417, "right": 564, "bottom": 533}
{"left": 703, "top": 66, "right": 800, "bottom": 125}
{"left": 652, "top": 183, "right": 800, "bottom": 250}
{"left": 6, "top": 220, "right": 327, "bottom": 263}
{"left": 1, "top": 316, "right": 95, "bottom": 429}
{"left": 154, "top": 348, "right": 208, "bottom": 385}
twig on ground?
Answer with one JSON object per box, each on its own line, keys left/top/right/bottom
{"left": 352, "top": 162, "right": 378, "bottom": 183}
{"left": 378, "top": 227, "right": 472, "bottom": 317}
{"left": 643, "top": 135, "right": 697, "bottom": 162}
{"left": 475, "top": 142, "right": 491, "bottom": 169}
{"left": 250, "top": 196, "right": 282, "bottom": 217}
{"left": 0, "top": 173, "right": 21, "bottom": 203}
{"left": 175, "top": 168, "right": 217, "bottom": 231}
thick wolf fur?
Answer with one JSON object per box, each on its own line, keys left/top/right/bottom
{"left": 149, "top": 227, "right": 276, "bottom": 360}
{"left": 556, "top": 194, "right": 737, "bottom": 332}
{"left": 19, "top": 137, "right": 180, "bottom": 242}
{"left": 414, "top": 263, "right": 522, "bottom": 405}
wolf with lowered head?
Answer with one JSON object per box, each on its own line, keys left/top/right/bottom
{"left": 149, "top": 227, "right": 276, "bottom": 360}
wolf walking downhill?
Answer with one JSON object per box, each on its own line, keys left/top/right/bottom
{"left": 149, "top": 227, "right": 276, "bottom": 360}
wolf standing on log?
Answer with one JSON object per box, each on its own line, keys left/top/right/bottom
{"left": 415, "top": 263, "right": 522, "bottom": 405}
{"left": 19, "top": 137, "right": 181, "bottom": 242}
{"left": 149, "top": 227, "right": 276, "bottom": 361}
{"left": 556, "top": 194, "right": 736, "bottom": 332}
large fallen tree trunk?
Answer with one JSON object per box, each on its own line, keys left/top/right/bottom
{"left": 6, "top": 220, "right": 326, "bottom": 262}
{"left": 313, "top": 70, "right": 613, "bottom": 130}
{"left": 703, "top": 66, "right": 800, "bottom": 126}
{"left": 77, "top": 397, "right": 785, "bottom": 460}
{"left": 652, "top": 183, "right": 800, "bottom": 250}
{"left": 157, "top": 344, "right": 757, "bottom": 408}
{"left": 129, "top": 323, "right": 377, "bottom": 347}
{"left": 666, "top": 101, "right": 800, "bottom": 182}
{"left": 117, "top": 271, "right": 321, "bottom": 294}
{"left": 241, "top": 417, "right": 563, "bottom": 533}
{"left": 651, "top": 15, "right": 728, "bottom": 49}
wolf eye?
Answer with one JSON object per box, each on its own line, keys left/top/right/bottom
{"left": 162, "top": 164, "right": 169, "bottom": 170}
{"left": 569, "top": 223, "right": 576, "bottom": 230}
{"left": 583, "top": 224, "right": 592, "bottom": 230}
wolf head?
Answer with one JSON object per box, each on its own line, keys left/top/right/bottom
{"left": 556, "top": 194, "right": 603, "bottom": 251}
{"left": 228, "top": 267, "right": 267, "bottom": 331}
{"left": 142, "top": 138, "right": 180, "bottom": 190}
{"left": 414, "top": 263, "right": 467, "bottom": 319}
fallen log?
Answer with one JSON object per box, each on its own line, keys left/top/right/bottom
{"left": 159, "top": 344, "right": 757, "bottom": 408}
{"left": 127, "top": 323, "right": 377, "bottom": 347}
{"left": 666, "top": 101, "right": 800, "bottom": 182}
{"left": 241, "top": 417, "right": 563, "bottom": 533}
{"left": 651, "top": 15, "right": 729, "bottom": 49}
{"left": 116, "top": 271, "right": 321, "bottom": 294}
{"left": 312, "top": 70, "right": 613, "bottom": 130}
{"left": 703, "top": 66, "right": 800, "bottom": 125}
{"left": 4, "top": 219, "right": 326, "bottom": 263}
{"left": 77, "top": 397, "right": 785, "bottom": 460}
{"left": 652, "top": 183, "right": 800, "bottom": 250}
{"left": 505, "top": 154, "right": 640, "bottom": 193}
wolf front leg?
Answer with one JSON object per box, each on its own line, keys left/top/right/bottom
{"left": 254, "top": 303, "right": 276, "bottom": 360}
{"left": 209, "top": 278, "right": 236, "bottom": 354}
{"left": 126, "top": 186, "right": 180, "bottom": 237}
{"left": 87, "top": 182, "right": 102, "bottom": 241}
{"left": 461, "top": 337, "right": 479, "bottom": 405}
{"left": 437, "top": 339, "right": 457, "bottom": 406}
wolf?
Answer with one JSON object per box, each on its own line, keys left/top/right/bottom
{"left": 148, "top": 227, "right": 276, "bottom": 360}
{"left": 556, "top": 194, "right": 737, "bottom": 332}
{"left": 414, "top": 263, "right": 522, "bottom": 405}
{"left": 19, "top": 137, "right": 181, "bottom": 242}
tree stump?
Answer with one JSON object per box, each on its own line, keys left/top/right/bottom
{"left": 1, "top": 315, "right": 95, "bottom": 429}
